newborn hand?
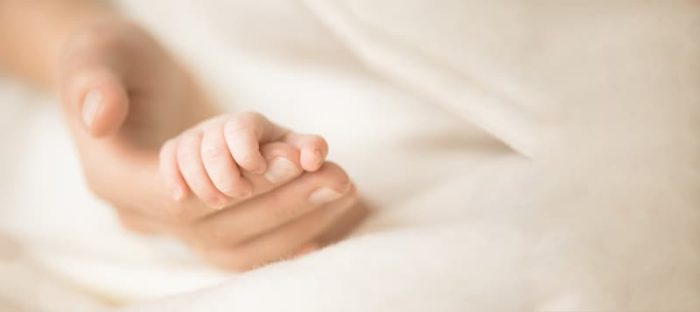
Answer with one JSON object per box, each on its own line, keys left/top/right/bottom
{"left": 57, "top": 18, "right": 367, "bottom": 270}
{"left": 161, "top": 112, "right": 329, "bottom": 208}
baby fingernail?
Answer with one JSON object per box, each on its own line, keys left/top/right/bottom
{"left": 308, "top": 187, "right": 343, "bottom": 205}
{"left": 265, "top": 157, "right": 300, "bottom": 184}
{"left": 312, "top": 149, "right": 324, "bottom": 166}
{"left": 213, "top": 197, "right": 229, "bottom": 209}
{"left": 252, "top": 162, "right": 267, "bottom": 174}
{"left": 82, "top": 89, "right": 102, "bottom": 129}
{"left": 238, "top": 187, "right": 253, "bottom": 198}
{"left": 172, "top": 187, "right": 185, "bottom": 201}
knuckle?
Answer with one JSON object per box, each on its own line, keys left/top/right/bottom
{"left": 177, "top": 146, "right": 199, "bottom": 163}
{"left": 270, "top": 204, "right": 296, "bottom": 221}
{"left": 236, "top": 153, "right": 259, "bottom": 168}
{"left": 160, "top": 139, "right": 176, "bottom": 155}
{"left": 201, "top": 145, "right": 228, "bottom": 162}
{"left": 198, "top": 223, "right": 229, "bottom": 246}
{"left": 225, "top": 112, "right": 265, "bottom": 137}
{"left": 238, "top": 111, "right": 264, "bottom": 124}
{"left": 265, "top": 193, "right": 296, "bottom": 221}
{"left": 226, "top": 116, "right": 255, "bottom": 134}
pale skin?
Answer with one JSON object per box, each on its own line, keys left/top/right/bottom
{"left": 0, "top": 0, "right": 367, "bottom": 270}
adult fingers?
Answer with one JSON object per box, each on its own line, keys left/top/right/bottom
{"left": 193, "top": 162, "right": 353, "bottom": 247}
{"left": 60, "top": 64, "right": 130, "bottom": 137}
{"left": 200, "top": 191, "right": 358, "bottom": 271}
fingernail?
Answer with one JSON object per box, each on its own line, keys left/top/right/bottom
{"left": 251, "top": 162, "right": 268, "bottom": 175}
{"left": 312, "top": 148, "right": 324, "bottom": 167}
{"left": 265, "top": 157, "right": 300, "bottom": 184}
{"left": 172, "top": 187, "right": 185, "bottom": 201}
{"left": 82, "top": 89, "right": 102, "bottom": 129}
{"left": 308, "top": 187, "right": 343, "bottom": 205}
{"left": 213, "top": 197, "right": 229, "bottom": 210}
{"left": 238, "top": 187, "right": 253, "bottom": 199}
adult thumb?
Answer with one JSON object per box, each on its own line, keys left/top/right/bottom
{"left": 64, "top": 66, "right": 129, "bottom": 137}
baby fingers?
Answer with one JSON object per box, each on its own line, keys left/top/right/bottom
{"left": 284, "top": 133, "right": 329, "bottom": 172}
{"left": 176, "top": 132, "right": 231, "bottom": 209}
{"left": 160, "top": 139, "right": 188, "bottom": 201}
{"left": 201, "top": 126, "right": 253, "bottom": 198}
{"left": 223, "top": 113, "right": 269, "bottom": 174}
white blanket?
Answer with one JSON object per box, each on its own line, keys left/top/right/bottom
{"left": 1, "top": 1, "right": 698, "bottom": 311}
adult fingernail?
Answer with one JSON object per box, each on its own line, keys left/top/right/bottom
{"left": 265, "top": 157, "right": 300, "bottom": 184}
{"left": 308, "top": 187, "right": 343, "bottom": 205}
{"left": 82, "top": 89, "right": 102, "bottom": 129}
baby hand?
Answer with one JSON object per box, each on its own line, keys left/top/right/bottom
{"left": 160, "top": 112, "right": 329, "bottom": 209}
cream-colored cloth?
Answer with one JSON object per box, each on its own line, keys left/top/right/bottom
{"left": 1, "top": 1, "right": 698, "bottom": 311}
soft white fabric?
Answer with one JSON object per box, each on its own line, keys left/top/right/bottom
{"left": 0, "top": 0, "right": 698, "bottom": 311}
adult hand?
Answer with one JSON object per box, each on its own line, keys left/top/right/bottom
{"left": 58, "top": 18, "right": 368, "bottom": 270}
